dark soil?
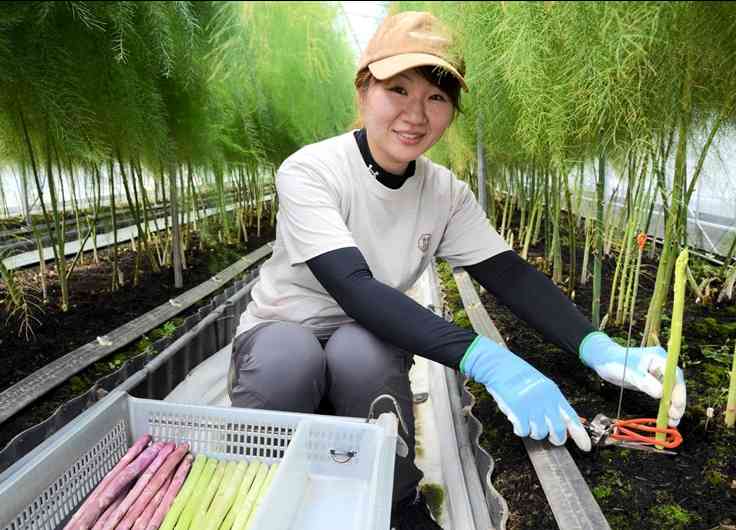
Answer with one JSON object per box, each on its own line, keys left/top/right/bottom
{"left": 0, "top": 220, "right": 275, "bottom": 450}
{"left": 447, "top": 233, "right": 736, "bottom": 529}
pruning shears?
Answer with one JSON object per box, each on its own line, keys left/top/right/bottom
{"left": 582, "top": 413, "right": 683, "bottom": 455}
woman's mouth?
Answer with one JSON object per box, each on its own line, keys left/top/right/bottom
{"left": 394, "top": 130, "right": 424, "bottom": 146}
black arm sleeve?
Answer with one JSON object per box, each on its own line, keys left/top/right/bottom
{"left": 306, "top": 247, "right": 476, "bottom": 369}
{"left": 465, "top": 250, "right": 595, "bottom": 356}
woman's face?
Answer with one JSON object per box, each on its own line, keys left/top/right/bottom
{"left": 359, "top": 68, "right": 454, "bottom": 175}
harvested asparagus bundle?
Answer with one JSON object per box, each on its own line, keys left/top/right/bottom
{"left": 65, "top": 434, "right": 152, "bottom": 530}
{"left": 66, "top": 433, "right": 285, "bottom": 530}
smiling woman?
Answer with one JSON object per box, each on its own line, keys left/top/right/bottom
{"left": 225, "top": 10, "right": 687, "bottom": 530}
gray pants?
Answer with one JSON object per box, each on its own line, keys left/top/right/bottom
{"left": 228, "top": 321, "right": 423, "bottom": 505}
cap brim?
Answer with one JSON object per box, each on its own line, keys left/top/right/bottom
{"left": 368, "top": 53, "right": 468, "bottom": 92}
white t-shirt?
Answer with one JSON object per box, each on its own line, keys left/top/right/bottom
{"left": 236, "top": 131, "right": 510, "bottom": 339}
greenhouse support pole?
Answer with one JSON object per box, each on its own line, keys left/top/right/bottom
{"left": 477, "top": 115, "right": 487, "bottom": 215}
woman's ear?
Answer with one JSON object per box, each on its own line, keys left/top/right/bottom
{"left": 354, "top": 87, "right": 368, "bottom": 125}
{"left": 356, "top": 86, "right": 367, "bottom": 109}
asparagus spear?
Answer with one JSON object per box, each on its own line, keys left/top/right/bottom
{"left": 203, "top": 460, "right": 248, "bottom": 530}
{"left": 77, "top": 441, "right": 164, "bottom": 530}
{"left": 132, "top": 476, "right": 172, "bottom": 530}
{"left": 656, "top": 249, "right": 688, "bottom": 446}
{"left": 117, "top": 443, "right": 189, "bottom": 530}
{"left": 231, "top": 463, "right": 269, "bottom": 530}
{"left": 174, "top": 457, "right": 218, "bottom": 530}
{"left": 146, "top": 453, "right": 194, "bottom": 530}
{"left": 190, "top": 459, "right": 228, "bottom": 529}
{"left": 244, "top": 462, "right": 279, "bottom": 529}
{"left": 91, "top": 484, "right": 131, "bottom": 530}
{"left": 101, "top": 442, "right": 175, "bottom": 530}
{"left": 218, "top": 461, "right": 259, "bottom": 530}
{"left": 159, "top": 454, "right": 207, "bottom": 530}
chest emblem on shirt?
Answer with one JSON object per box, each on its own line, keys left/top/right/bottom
{"left": 418, "top": 233, "right": 432, "bottom": 253}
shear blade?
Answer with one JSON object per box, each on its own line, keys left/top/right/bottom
{"left": 609, "top": 440, "right": 677, "bottom": 455}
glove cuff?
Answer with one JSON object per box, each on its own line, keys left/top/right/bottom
{"left": 460, "top": 335, "right": 510, "bottom": 377}
{"left": 459, "top": 335, "right": 483, "bottom": 375}
{"left": 578, "top": 331, "right": 610, "bottom": 363}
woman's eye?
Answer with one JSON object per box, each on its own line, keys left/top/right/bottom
{"left": 430, "top": 94, "right": 448, "bottom": 102}
{"left": 389, "top": 86, "right": 407, "bottom": 95}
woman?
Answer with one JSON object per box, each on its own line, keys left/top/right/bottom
{"left": 229, "top": 11, "right": 686, "bottom": 529}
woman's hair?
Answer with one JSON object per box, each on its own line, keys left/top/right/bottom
{"left": 352, "top": 65, "right": 463, "bottom": 129}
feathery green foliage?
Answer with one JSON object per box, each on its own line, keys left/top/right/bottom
{"left": 0, "top": 1, "right": 356, "bottom": 322}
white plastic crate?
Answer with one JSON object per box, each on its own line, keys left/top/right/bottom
{"left": 251, "top": 416, "right": 397, "bottom": 530}
{"left": 0, "top": 390, "right": 397, "bottom": 530}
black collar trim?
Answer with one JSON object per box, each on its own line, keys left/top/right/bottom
{"left": 353, "top": 129, "right": 416, "bottom": 190}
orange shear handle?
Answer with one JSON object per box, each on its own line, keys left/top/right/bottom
{"left": 611, "top": 418, "right": 683, "bottom": 449}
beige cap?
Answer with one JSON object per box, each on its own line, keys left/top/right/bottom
{"left": 357, "top": 11, "right": 467, "bottom": 91}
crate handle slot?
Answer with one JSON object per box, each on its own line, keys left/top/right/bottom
{"left": 329, "top": 449, "right": 358, "bottom": 463}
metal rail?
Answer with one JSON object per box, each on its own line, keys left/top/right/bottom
{"left": 0, "top": 242, "right": 273, "bottom": 425}
{"left": 452, "top": 268, "right": 611, "bottom": 530}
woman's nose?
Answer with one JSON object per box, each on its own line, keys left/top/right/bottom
{"left": 402, "top": 97, "right": 428, "bottom": 125}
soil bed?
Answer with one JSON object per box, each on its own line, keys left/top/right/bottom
{"left": 443, "top": 231, "right": 736, "bottom": 529}
{"left": 0, "top": 221, "right": 275, "bottom": 450}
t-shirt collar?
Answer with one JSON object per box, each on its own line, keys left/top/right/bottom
{"left": 353, "top": 128, "right": 416, "bottom": 190}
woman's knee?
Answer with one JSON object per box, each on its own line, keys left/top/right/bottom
{"left": 324, "top": 323, "right": 413, "bottom": 415}
{"left": 325, "top": 323, "right": 411, "bottom": 377}
{"left": 229, "top": 322, "right": 326, "bottom": 412}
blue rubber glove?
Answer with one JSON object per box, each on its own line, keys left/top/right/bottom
{"left": 579, "top": 332, "right": 687, "bottom": 427}
{"left": 460, "top": 336, "right": 591, "bottom": 451}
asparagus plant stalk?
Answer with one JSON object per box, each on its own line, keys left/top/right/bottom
{"left": 580, "top": 218, "right": 591, "bottom": 285}
{"left": 726, "top": 342, "right": 736, "bottom": 428}
{"left": 132, "top": 476, "right": 171, "bottom": 530}
{"left": 101, "top": 442, "right": 175, "bottom": 530}
{"left": 627, "top": 233, "right": 647, "bottom": 326}
{"left": 592, "top": 150, "right": 605, "bottom": 328}
{"left": 656, "top": 248, "right": 688, "bottom": 447}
